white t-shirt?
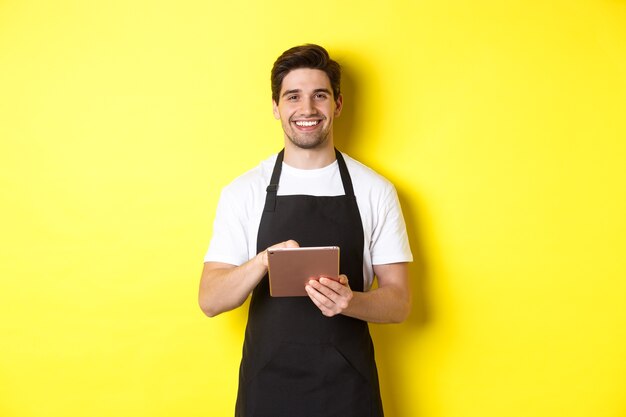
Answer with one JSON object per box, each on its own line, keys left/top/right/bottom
{"left": 204, "top": 152, "right": 412, "bottom": 291}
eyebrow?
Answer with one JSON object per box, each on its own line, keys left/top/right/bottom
{"left": 281, "top": 88, "right": 332, "bottom": 98}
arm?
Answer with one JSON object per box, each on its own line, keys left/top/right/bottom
{"left": 305, "top": 262, "right": 411, "bottom": 323}
{"left": 198, "top": 240, "right": 299, "bottom": 317}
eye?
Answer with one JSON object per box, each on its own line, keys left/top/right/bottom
{"left": 287, "top": 95, "right": 299, "bottom": 101}
{"left": 314, "top": 93, "right": 328, "bottom": 100}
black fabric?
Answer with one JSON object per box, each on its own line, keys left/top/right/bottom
{"left": 235, "top": 149, "right": 383, "bottom": 417}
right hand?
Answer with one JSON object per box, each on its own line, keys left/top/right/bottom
{"left": 258, "top": 239, "right": 300, "bottom": 268}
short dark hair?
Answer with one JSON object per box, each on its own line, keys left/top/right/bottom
{"left": 271, "top": 44, "right": 341, "bottom": 103}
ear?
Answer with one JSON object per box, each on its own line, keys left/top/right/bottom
{"left": 334, "top": 94, "right": 343, "bottom": 117}
{"left": 272, "top": 100, "right": 280, "bottom": 120}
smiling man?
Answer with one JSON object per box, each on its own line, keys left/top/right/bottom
{"left": 274, "top": 68, "right": 340, "bottom": 151}
{"left": 198, "top": 44, "right": 413, "bottom": 417}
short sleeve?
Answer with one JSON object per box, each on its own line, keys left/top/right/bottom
{"left": 370, "top": 185, "right": 413, "bottom": 265}
{"left": 203, "top": 186, "right": 250, "bottom": 266}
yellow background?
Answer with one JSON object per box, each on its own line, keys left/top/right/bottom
{"left": 1, "top": 1, "right": 625, "bottom": 416}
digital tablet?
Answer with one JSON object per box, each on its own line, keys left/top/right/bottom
{"left": 267, "top": 246, "right": 340, "bottom": 297}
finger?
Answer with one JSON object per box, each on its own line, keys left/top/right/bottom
{"left": 305, "top": 285, "right": 336, "bottom": 316}
{"left": 338, "top": 275, "right": 349, "bottom": 286}
{"left": 305, "top": 285, "right": 328, "bottom": 307}
{"left": 313, "top": 278, "right": 352, "bottom": 310}
{"left": 308, "top": 279, "right": 343, "bottom": 300}
{"left": 319, "top": 275, "right": 349, "bottom": 289}
{"left": 284, "top": 239, "right": 299, "bottom": 248}
{"left": 267, "top": 239, "right": 299, "bottom": 250}
{"left": 262, "top": 240, "right": 300, "bottom": 267}
{"left": 318, "top": 277, "right": 350, "bottom": 296}
{"left": 309, "top": 281, "right": 351, "bottom": 314}
{"left": 308, "top": 281, "right": 343, "bottom": 310}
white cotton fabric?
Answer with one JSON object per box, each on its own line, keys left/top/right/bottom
{"left": 204, "top": 152, "right": 412, "bottom": 291}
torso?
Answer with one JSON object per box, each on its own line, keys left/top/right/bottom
{"left": 234, "top": 149, "right": 384, "bottom": 417}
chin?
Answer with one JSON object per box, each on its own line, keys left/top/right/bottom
{"left": 287, "top": 134, "right": 329, "bottom": 150}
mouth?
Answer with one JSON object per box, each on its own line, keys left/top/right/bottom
{"left": 295, "top": 120, "right": 319, "bottom": 127}
{"left": 292, "top": 119, "right": 322, "bottom": 130}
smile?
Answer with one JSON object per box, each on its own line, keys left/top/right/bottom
{"left": 294, "top": 120, "right": 320, "bottom": 127}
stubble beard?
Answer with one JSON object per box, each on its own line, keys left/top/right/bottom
{"left": 286, "top": 131, "right": 329, "bottom": 150}
{"left": 284, "top": 120, "right": 331, "bottom": 150}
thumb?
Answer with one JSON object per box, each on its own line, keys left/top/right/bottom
{"left": 338, "top": 274, "right": 349, "bottom": 286}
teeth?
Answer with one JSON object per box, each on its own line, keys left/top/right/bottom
{"left": 295, "top": 120, "right": 319, "bottom": 127}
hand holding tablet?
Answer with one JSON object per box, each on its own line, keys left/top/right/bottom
{"left": 267, "top": 246, "right": 340, "bottom": 297}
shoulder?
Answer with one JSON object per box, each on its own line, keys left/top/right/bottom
{"left": 341, "top": 152, "right": 396, "bottom": 197}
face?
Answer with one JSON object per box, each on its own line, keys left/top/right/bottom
{"left": 272, "top": 68, "right": 342, "bottom": 150}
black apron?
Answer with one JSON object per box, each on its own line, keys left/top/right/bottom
{"left": 235, "top": 149, "right": 384, "bottom": 417}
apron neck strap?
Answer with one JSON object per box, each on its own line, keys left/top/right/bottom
{"left": 264, "top": 149, "right": 284, "bottom": 212}
{"left": 264, "top": 148, "right": 355, "bottom": 213}
{"left": 334, "top": 150, "right": 355, "bottom": 197}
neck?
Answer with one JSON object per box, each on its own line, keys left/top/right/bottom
{"left": 283, "top": 138, "right": 336, "bottom": 169}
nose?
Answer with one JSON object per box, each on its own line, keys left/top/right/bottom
{"left": 300, "top": 97, "right": 317, "bottom": 116}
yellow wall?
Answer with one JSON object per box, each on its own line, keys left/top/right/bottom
{"left": 1, "top": 1, "right": 625, "bottom": 416}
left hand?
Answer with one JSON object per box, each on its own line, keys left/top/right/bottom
{"left": 305, "top": 275, "right": 353, "bottom": 317}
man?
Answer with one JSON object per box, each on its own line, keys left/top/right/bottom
{"left": 198, "top": 44, "right": 412, "bottom": 417}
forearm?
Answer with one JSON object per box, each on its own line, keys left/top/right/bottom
{"left": 198, "top": 240, "right": 300, "bottom": 317}
{"left": 305, "top": 263, "right": 411, "bottom": 323}
{"left": 198, "top": 254, "right": 266, "bottom": 317}
{"left": 342, "top": 284, "right": 411, "bottom": 324}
